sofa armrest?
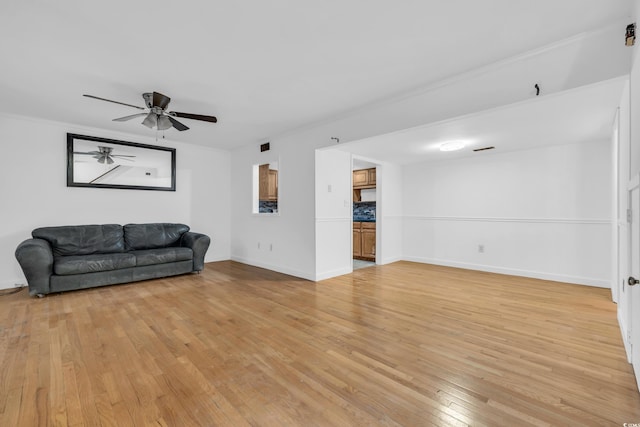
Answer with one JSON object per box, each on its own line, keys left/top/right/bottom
{"left": 180, "top": 232, "right": 211, "bottom": 272}
{"left": 15, "top": 238, "right": 53, "bottom": 296}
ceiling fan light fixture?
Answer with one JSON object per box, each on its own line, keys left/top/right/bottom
{"left": 157, "top": 115, "right": 172, "bottom": 131}
{"left": 142, "top": 113, "right": 157, "bottom": 129}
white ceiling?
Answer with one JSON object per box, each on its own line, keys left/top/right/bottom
{"left": 0, "top": 1, "right": 632, "bottom": 150}
{"left": 339, "top": 77, "right": 627, "bottom": 164}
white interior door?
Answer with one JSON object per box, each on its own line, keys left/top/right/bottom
{"left": 628, "top": 180, "right": 640, "bottom": 391}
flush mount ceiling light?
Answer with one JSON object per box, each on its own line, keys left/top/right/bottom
{"left": 439, "top": 141, "right": 466, "bottom": 152}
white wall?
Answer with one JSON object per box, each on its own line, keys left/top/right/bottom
{"left": 1, "top": 113, "right": 231, "bottom": 289}
{"left": 313, "top": 152, "right": 404, "bottom": 279}
{"left": 315, "top": 149, "right": 352, "bottom": 279}
{"left": 377, "top": 162, "right": 403, "bottom": 264}
{"left": 230, "top": 134, "right": 319, "bottom": 280}
{"left": 402, "top": 140, "right": 613, "bottom": 287}
{"left": 230, "top": 26, "right": 628, "bottom": 283}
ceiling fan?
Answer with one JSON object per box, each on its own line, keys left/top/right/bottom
{"left": 83, "top": 91, "right": 217, "bottom": 132}
{"left": 73, "top": 146, "right": 136, "bottom": 165}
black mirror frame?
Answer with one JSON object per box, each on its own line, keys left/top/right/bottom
{"left": 66, "top": 133, "right": 176, "bottom": 191}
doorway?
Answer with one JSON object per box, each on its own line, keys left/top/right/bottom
{"left": 352, "top": 158, "right": 378, "bottom": 270}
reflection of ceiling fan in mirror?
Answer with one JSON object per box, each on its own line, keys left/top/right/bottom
{"left": 73, "top": 146, "right": 136, "bottom": 165}
{"left": 83, "top": 91, "right": 218, "bottom": 132}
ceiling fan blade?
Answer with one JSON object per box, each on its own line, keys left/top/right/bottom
{"left": 113, "top": 113, "right": 148, "bottom": 122}
{"left": 110, "top": 154, "right": 136, "bottom": 157}
{"left": 168, "top": 116, "right": 189, "bottom": 131}
{"left": 73, "top": 151, "right": 102, "bottom": 155}
{"left": 111, "top": 156, "right": 135, "bottom": 162}
{"left": 83, "top": 94, "right": 145, "bottom": 110}
{"left": 153, "top": 92, "right": 171, "bottom": 110}
{"left": 169, "top": 111, "right": 217, "bottom": 123}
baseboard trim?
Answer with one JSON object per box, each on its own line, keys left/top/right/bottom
{"left": 230, "top": 256, "right": 315, "bottom": 281}
{"left": 619, "top": 309, "right": 632, "bottom": 363}
{"left": 380, "top": 256, "right": 403, "bottom": 265}
{"left": 315, "top": 267, "right": 353, "bottom": 281}
{"left": 402, "top": 256, "right": 610, "bottom": 288}
{"left": 0, "top": 280, "right": 25, "bottom": 291}
{"left": 204, "top": 256, "right": 231, "bottom": 263}
{"left": 228, "top": 255, "right": 609, "bottom": 288}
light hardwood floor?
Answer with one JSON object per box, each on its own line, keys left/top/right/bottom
{"left": 0, "top": 261, "right": 638, "bottom": 426}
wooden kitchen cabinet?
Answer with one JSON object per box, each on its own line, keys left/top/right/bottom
{"left": 361, "top": 222, "right": 376, "bottom": 259}
{"left": 368, "top": 168, "right": 376, "bottom": 185}
{"left": 353, "top": 168, "right": 376, "bottom": 189}
{"left": 353, "top": 222, "right": 362, "bottom": 257}
{"left": 353, "top": 221, "right": 375, "bottom": 260}
{"left": 267, "top": 169, "right": 278, "bottom": 200}
{"left": 259, "top": 164, "right": 278, "bottom": 201}
{"left": 353, "top": 170, "right": 369, "bottom": 188}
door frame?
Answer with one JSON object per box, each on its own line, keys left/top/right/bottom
{"left": 627, "top": 174, "right": 640, "bottom": 391}
{"left": 351, "top": 156, "right": 381, "bottom": 266}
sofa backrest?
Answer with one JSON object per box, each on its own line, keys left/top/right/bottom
{"left": 124, "top": 223, "right": 190, "bottom": 250}
{"left": 32, "top": 224, "right": 125, "bottom": 256}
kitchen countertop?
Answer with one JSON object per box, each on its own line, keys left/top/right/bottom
{"left": 353, "top": 218, "right": 376, "bottom": 222}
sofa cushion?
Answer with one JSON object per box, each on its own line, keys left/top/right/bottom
{"left": 33, "top": 224, "right": 125, "bottom": 256}
{"left": 124, "top": 223, "right": 190, "bottom": 250}
{"left": 54, "top": 253, "right": 136, "bottom": 275}
{"left": 132, "top": 247, "right": 193, "bottom": 267}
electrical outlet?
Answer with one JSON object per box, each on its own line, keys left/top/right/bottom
{"left": 478, "top": 244, "right": 485, "bottom": 253}
{"left": 269, "top": 243, "right": 273, "bottom": 251}
{"left": 258, "top": 242, "right": 261, "bottom": 249}
{"left": 328, "top": 184, "right": 332, "bottom": 193}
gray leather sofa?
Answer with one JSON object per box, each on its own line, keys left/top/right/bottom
{"left": 15, "top": 223, "right": 210, "bottom": 297}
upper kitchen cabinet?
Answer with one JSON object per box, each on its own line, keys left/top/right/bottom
{"left": 353, "top": 168, "right": 376, "bottom": 189}
{"left": 259, "top": 163, "right": 278, "bottom": 201}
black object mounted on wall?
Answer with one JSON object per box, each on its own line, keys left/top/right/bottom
{"left": 67, "top": 133, "right": 176, "bottom": 191}
{"left": 626, "top": 23, "right": 636, "bottom": 46}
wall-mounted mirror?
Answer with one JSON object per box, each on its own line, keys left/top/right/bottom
{"left": 253, "top": 160, "right": 278, "bottom": 214}
{"left": 67, "top": 133, "right": 176, "bottom": 191}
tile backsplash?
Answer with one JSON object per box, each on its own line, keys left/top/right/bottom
{"left": 259, "top": 201, "right": 278, "bottom": 213}
{"left": 354, "top": 201, "right": 376, "bottom": 220}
